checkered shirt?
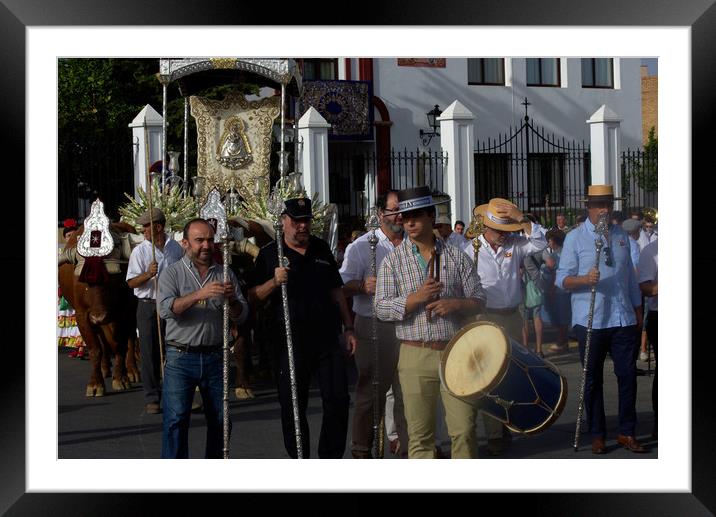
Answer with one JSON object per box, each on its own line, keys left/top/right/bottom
{"left": 375, "top": 237, "right": 486, "bottom": 342}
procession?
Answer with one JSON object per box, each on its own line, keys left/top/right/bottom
{"left": 57, "top": 57, "right": 658, "bottom": 461}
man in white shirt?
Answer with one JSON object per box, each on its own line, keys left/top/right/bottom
{"left": 637, "top": 239, "right": 658, "bottom": 439}
{"left": 436, "top": 213, "right": 469, "bottom": 250}
{"left": 340, "top": 190, "right": 409, "bottom": 458}
{"left": 463, "top": 198, "right": 547, "bottom": 454}
{"left": 126, "top": 208, "right": 184, "bottom": 414}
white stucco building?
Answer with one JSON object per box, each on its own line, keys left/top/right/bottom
{"left": 296, "top": 57, "right": 645, "bottom": 225}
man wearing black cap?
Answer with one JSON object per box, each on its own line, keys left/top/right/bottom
{"left": 249, "top": 197, "right": 358, "bottom": 458}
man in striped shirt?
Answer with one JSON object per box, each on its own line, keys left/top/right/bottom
{"left": 375, "top": 186, "right": 486, "bottom": 459}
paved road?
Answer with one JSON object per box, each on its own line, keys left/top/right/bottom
{"left": 58, "top": 336, "right": 657, "bottom": 460}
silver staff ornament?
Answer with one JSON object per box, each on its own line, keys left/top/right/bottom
{"left": 268, "top": 183, "right": 304, "bottom": 459}
{"left": 365, "top": 207, "right": 384, "bottom": 458}
{"left": 200, "top": 188, "right": 232, "bottom": 459}
{"left": 574, "top": 212, "right": 609, "bottom": 452}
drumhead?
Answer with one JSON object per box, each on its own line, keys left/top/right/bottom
{"left": 441, "top": 321, "right": 510, "bottom": 400}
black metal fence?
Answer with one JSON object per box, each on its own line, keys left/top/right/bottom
{"left": 328, "top": 148, "right": 447, "bottom": 229}
{"left": 389, "top": 148, "right": 446, "bottom": 193}
{"left": 58, "top": 127, "right": 135, "bottom": 223}
{"left": 474, "top": 117, "right": 591, "bottom": 228}
{"left": 621, "top": 148, "right": 658, "bottom": 214}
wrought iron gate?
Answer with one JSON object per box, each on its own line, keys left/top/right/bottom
{"left": 328, "top": 147, "right": 447, "bottom": 229}
{"left": 474, "top": 110, "right": 590, "bottom": 227}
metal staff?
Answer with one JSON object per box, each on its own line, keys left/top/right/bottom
{"left": 200, "top": 189, "right": 231, "bottom": 458}
{"left": 574, "top": 213, "right": 609, "bottom": 451}
{"left": 365, "top": 208, "right": 384, "bottom": 458}
{"left": 467, "top": 212, "right": 486, "bottom": 264}
{"left": 222, "top": 233, "right": 230, "bottom": 459}
{"left": 269, "top": 187, "right": 304, "bottom": 459}
{"left": 144, "top": 127, "right": 164, "bottom": 379}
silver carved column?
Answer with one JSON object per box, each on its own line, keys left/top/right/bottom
{"left": 200, "top": 189, "right": 231, "bottom": 459}
{"left": 268, "top": 184, "right": 303, "bottom": 459}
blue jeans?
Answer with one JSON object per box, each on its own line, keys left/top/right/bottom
{"left": 574, "top": 325, "right": 639, "bottom": 438}
{"left": 161, "top": 347, "right": 228, "bottom": 458}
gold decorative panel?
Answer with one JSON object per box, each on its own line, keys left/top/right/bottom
{"left": 190, "top": 91, "right": 280, "bottom": 203}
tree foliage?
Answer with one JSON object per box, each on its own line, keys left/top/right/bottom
{"left": 58, "top": 58, "right": 262, "bottom": 167}
{"left": 626, "top": 126, "right": 658, "bottom": 193}
{"left": 58, "top": 58, "right": 262, "bottom": 220}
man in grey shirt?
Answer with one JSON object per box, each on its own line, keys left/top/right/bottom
{"left": 158, "top": 218, "right": 248, "bottom": 458}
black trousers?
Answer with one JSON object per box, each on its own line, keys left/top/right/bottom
{"left": 274, "top": 333, "right": 350, "bottom": 459}
{"left": 137, "top": 300, "right": 164, "bottom": 404}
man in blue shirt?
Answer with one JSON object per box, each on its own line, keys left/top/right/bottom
{"left": 556, "top": 185, "right": 644, "bottom": 455}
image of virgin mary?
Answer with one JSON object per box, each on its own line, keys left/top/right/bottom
{"left": 217, "top": 117, "right": 253, "bottom": 169}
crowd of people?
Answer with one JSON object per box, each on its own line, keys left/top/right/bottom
{"left": 58, "top": 183, "right": 657, "bottom": 459}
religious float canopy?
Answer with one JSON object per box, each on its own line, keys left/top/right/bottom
{"left": 158, "top": 58, "right": 303, "bottom": 204}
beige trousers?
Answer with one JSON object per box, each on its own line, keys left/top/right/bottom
{"left": 398, "top": 344, "right": 478, "bottom": 458}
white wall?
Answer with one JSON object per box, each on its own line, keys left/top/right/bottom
{"left": 372, "top": 58, "right": 643, "bottom": 152}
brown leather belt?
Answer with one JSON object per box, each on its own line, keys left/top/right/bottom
{"left": 401, "top": 340, "right": 449, "bottom": 351}
{"left": 485, "top": 306, "right": 519, "bottom": 315}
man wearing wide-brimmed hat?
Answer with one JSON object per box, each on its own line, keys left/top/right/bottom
{"left": 375, "top": 186, "right": 487, "bottom": 459}
{"left": 462, "top": 197, "right": 547, "bottom": 454}
{"left": 556, "top": 184, "right": 645, "bottom": 454}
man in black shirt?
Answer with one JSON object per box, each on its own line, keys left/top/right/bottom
{"left": 249, "top": 197, "right": 357, "bottom": 458}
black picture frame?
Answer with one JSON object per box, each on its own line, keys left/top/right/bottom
{"left": 5, "top": 0, "right": 712, "bottom": 514}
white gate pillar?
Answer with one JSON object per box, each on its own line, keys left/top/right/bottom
{"left": 587, "top": 105, "right": 623, "bottom": 210}
{"left": 128, "top": 105, "right": 164, "bottom": 200}
{"left": 298, "top": 107, "right": 331, "bottom": 202}
{"left": 439, "top": 100, "right": 475, "bottom": 225}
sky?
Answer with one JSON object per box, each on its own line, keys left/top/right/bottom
{"left": 641, "top": 57, "right": 658, "bottom": 75}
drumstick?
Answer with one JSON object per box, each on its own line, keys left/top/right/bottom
{"left": 426, "top": 248, "right": 436, "bottom": 322}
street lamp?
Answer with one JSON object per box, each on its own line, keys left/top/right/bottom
{"left": 419, "top": 104, "right": 442, "bottom": 146}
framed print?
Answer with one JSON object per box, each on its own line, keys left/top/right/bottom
{"left": 4, "top": 0, "right": 714, "bottom": 514}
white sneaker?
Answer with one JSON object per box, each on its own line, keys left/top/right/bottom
{"left": 639, "top": 351, "right": 649, "bottom": 362}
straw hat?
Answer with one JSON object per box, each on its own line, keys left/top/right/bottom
{"left": 578, "top": 184, "right": 625, "bottom": 203}
{"left": 473, "top": 198, "right": 531, "bottom": 233}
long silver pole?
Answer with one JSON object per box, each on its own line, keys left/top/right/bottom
{"left": 574, "top": 214, "right": 608, "bottom": 451}
{"left": 278, "top": 84, "right": 303, "bottom": 458}
{"left": 222, "top": 239, "right": 231, "bottom": 459}
{"left": 367, "top": 216, "right": 383, "bottom": 458}
{"left": 292, "top": 96, "right": 299, "bottom": 178}
{"left": 223, "top": 236, "right": 229, "bottom": 460}
{"left": 144, "top": 126, "right": 164, "bottom": 380}
{"left": 275, "top": 221, "right": 303, "bottom": 459}
{"left": 162, "top": 83, "right": 167, "bottom": 192}
{"left": 183, "top": 97, "right": 189, "bottom": 198}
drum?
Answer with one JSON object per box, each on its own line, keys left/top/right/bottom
{"left": 439, "top": 321, "right": 567, "bottom": 435}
